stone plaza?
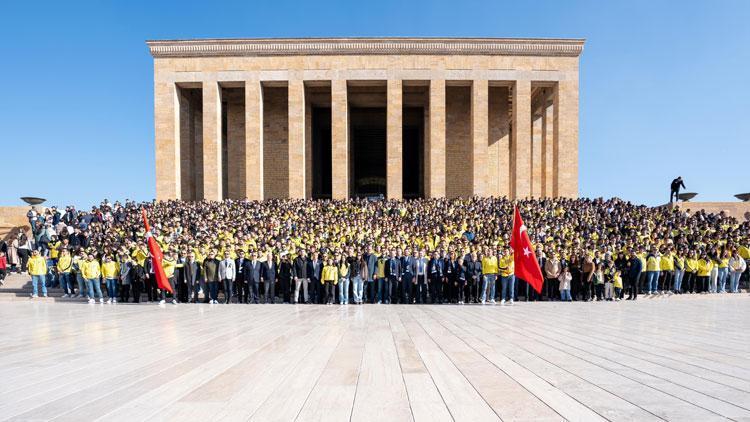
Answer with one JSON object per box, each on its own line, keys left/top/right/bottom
{"left": 1, "top": 295, "right": 749, "bottom": 421}
{"left": 149, "top": 37, "right": 582, "bottom": 201}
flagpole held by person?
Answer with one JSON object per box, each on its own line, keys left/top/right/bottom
{"left": 510, "top": 206, "right": 545, "bottom": 295}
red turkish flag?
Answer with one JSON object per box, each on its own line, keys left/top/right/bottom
{"left": 141, "top": 208, "right": 173, "bottom": 294}
{"left": 510, "top": 206, "right": 544, "bottom": 294}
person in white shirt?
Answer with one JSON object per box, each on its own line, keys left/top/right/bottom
{"left": 218, "top": 251, "right": 236, "bottom": 304}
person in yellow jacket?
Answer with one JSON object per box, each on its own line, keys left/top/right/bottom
{"left": 161, "top": 252, "right": 178, "bottom": 304}
{"left": 321, "top": 258, "right": 338, "bottom": 305}
{"left": 101, "top": 255, "right": 120, "bottom": 304}
{"left": 645, "top": 250, "right": 661, "bottom": 295}
{"left": 683, "top": 251, "right": 698, "bottom": 293}
{"left": 659, "top": 249, "right": 674, "bottom": 294}
{"left": 28, "top": 249, "right": 48, "bottom": 298}
{"left": 696, "top": 251, "right": 712, "bottom": 294}
{"left": 81, "top": 253, "right": 104, "bottom": 304}
{"left": 480, "top": 247, "right": 498, "bottom": 304}
{"left": 56, "top": 249, "right": 74, "bottom": 297}
{"left": 498, "top": 248, "right": 515, "bottom": 305}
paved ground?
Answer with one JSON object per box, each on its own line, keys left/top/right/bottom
{"left": 0, "top": 294, "right": 748, "bottom": 421}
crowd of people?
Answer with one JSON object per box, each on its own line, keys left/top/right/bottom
{"left": 1, "top": 196, "right": 748, "bottom": 305}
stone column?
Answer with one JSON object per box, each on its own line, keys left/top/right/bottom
{"left": 542, "top": 99, "right": 554, "bottom": 197}
{"left": 202, "top": 80, "right": 222, "bottom": 201}
{"left": 472, "top": 80, "right": 488, "bottom": 197}
{"left": 245, "top": 80, "right": 264, "bottom": 200}
{"left": 331, "top": 79, "right": 349, "bottom": 199}
{"left": 288, "top": 80, "right": 306, "bottom": 199}
{"left": 387, "top": 79, "right": 403, "bottom": 199}
{"left": 427, "top": 79, "right": 446, "bottom": 198}
{"left": 226, "top": 100, "right": 245, "bottom": 199}
{"left": 532, "top": 111, "right": 543, "bottom": 198}
{"left": 154, "top": 82, "right": 180, "bottom": 200}
{"left": 511, "top": 80, "right": 531, "bottom": 199}
{"left": 554, "top": 79, "right": 579, "bottom": 198}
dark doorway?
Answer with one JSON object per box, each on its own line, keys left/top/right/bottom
{"left": 312, "top": 107, "right": 332, "bottom": 199}
{"left": 350, "top": 108, "right": 386, "bottom": 198}
{"left": 403, "top": 107, "right": 424, "bottom": 198}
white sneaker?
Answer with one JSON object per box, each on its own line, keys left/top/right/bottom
{"left": 509, "top": 299, "right": 514, "bottom": 305}
{"left": 481, "top": 299, "right": 486, "bottom": 304}
{"left": 99, "top": 298, "right": 105, "bottom": 304}
{"left": 62, "top": 294, "right": 69, "bottom": 298}
{"left": 88, "top": 298, "right": 95, "bottom": 304}
{"left": 159, "top": 300, "right": 166, "bottom": 305}
{"left": 113, "top": 299, "right": 117, "bottom": 304}
{"left": 107, "top": 298, "right": 112, "bottom": 304}
{"left": 30, "top": 293, "right": 38, "bottom": 298}
{"left": 500, "top": 299, "right": 506, "bottom": 305}
{"left": 490, "top": 299, "right": 496, "bottom": 304}
{"left": 172, "top": 299, "right": 178, "bottom": 305}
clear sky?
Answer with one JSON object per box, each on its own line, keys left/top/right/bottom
{"left": 1, "top": 0, "right": 748, "bottom": 208}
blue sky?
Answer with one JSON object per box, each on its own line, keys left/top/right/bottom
{"left": 1, "top": 0, "right": 748, "bottom": 207}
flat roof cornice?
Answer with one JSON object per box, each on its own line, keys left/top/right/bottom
{"left": 146, "top": 37, "right": 585, "bottom": 58}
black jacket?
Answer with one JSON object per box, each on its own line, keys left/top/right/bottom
{"left": 385, "top": 258, "right": 401, "bottom": 279}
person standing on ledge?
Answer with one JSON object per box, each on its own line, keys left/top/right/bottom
{"left": 670, "top": 176, "right": 686, "bottom": 202}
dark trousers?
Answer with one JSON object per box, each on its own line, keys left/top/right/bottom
{"left": 401, "top": 273, "right": 413, "bottom": 303}
{"left": 545, "top": 278, "right": 559, "bottom": 300}
{"left": 160, "top": 277, "right": 177, "bottom": 301}
{"left": 120, "top": 284, "right": 131, "bottom": 302}
{"left": 222, "top": 279, "right": 234, "bottom": 303}
{"left": 670, "top": 188, "right": 680, "bottom": 202}
{"left": 697, "top": 276, "right": 708, "bottom": 293}
{"left": 146, "top": 274, "right": 157, "bottom": 301}
{"left": 595, "top": 283, "right": 604, "bottom": 300}
{"left": 325, "top": 281, "right": 335, "bottom": 303}
{"left": 236, "top": 275, "right": 249, "bottom": 303}
{"left": 367, "top": 280, "right": 377, "bottom": 304}
{"left": 208, "top": 281, "right": 219, "bottom": 301}
{"left": 660, "top": 271, "right": 673, "bottom": 292}
{"left": 684, "top": 272, "right": 696, "bottom": 292}
{"left": 250, "top": 280, "right": 260, "bottom": 303}
{"left": 310, "top": 278, "right": 320, "bottom": 304}
{"left": 388, "top": 276, "right": 399, "bottom": 303}
{"left": 429, "top": 275, "right": 443, "bottom": 303}
{"left": 280, "top": 277, "right": 291, "bottom": 303}
{"left": 131, "top": 281, "right": 143, "bottom": 303}
{"left": 262, "top": 280, "right": 272, "bottom": 303}
{"left": 456, "top": 280, "right": 465, "bottom": 302}
{"left": 415, "top": 275, "right": 428, "bottom": 304}
{"left": 627, "top": 275, "right": 639, "bottom": 299}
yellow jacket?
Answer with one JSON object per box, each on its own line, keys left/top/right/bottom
{"left": 659, "top": 254, "right": 674, "bottom": 271}
{"left": 163, "top": 258, "right": 176, "bottom": 278}
{"left": 56, "top": 255, "right": 72, "bottom": 273}
{"left": 646, "top": 256, "right": 660, "bottom": 272}
{"left": 499, "top": 255, "right": 514, "bottom": 277}
{"left": 49, "top": 242, "right": 61, "bottom": 259}
{"left": 101, "top": 261, "right": 120, "bottom": 279}
{"left": 685, "top": 258, "right": 698, "bottom": 273}
{"left": 697, "top": 259, "right": 712, "bottom": 277}
{"left": 28, "top": 256, "right": 47, "bottom": 276}
{"left": 321, "top": 265, "right": 338, "bottom": 284}
{"left": 81, "top": 260, "right": 102, "bottom": 279}
{"left": 481, "top": 256, "right": 498, "bottom": 275}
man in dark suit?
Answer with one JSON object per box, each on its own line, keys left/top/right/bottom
{"left": 626, "top": 249, "right": 642, "bottom": 300}
{"left": 243, "top": 251, "right": 263, "bottom": 304}
{"left": 401, "top": 249, "right": 415, "bottom": 304}
{"left": 670, "top": 176, "right": 686, "bottom": 203}
{"left": 235, "top": 250, "right": 248, "bottom": 304}
{"left": 182, "top": 252, "right": 202, "bottom": 303}
{"left": 428, "top": 251, "right": 445, "bottom": 304}
{"left": 260, "top": 252, "right": 276, "bottom": 304}
{"left": 385, "top": 249, "right": 401, "bottom": 304}
{"left": 363, "top": 245, "right": 377, "bottom": 303}
{"left": 307, "top": 251, "right": 323, "bottom": 304}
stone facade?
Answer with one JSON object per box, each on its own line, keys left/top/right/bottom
{"left": 149, "top": 37, "right": 584, "bottom": 200}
